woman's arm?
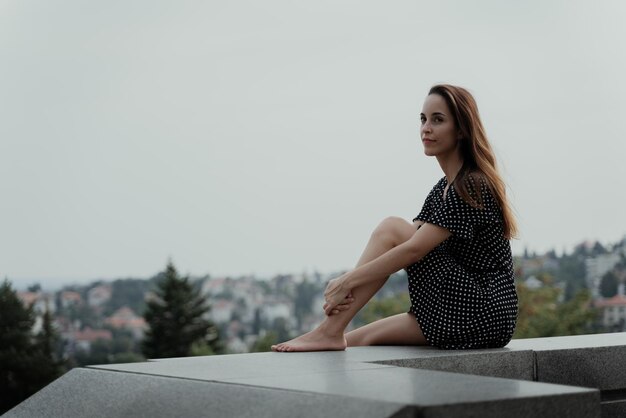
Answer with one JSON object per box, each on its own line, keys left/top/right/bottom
{"left": 323, "top": 223, "right": 450, "bottom": 314}
{"left": 413, "top": 220, "right": 425, "bottom": 228}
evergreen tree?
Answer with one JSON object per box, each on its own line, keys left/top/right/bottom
{"left": 252, "top": 307, "right": 263, "bottom": 335}
{"left": 142, "top": 262, "right": 221, "bottom": 359}
{"left": 0, "top": 279, "right": 62, "bottom": 414}
{"left": 271, "top": 317, "right": 291, "bottom": 343}
{"left": 599, "top": 271, "right": 619, "bottom": 298}
{"left": 294, "top": 279, "right": 317, "bottom": 329}
{"left": 558, "top": 252, "right": 587, "bottom": 301}
{"left": 105, "top": 278, "right": 152, "bottom": 316}
{"left": 34, "top": 303, "right": 64, "bottom": 381}
{"left": 1, "top": 279, "right": 35, "bottom": 413}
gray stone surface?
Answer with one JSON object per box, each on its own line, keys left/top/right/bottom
{"left": 13, "top": 333, "right": 626, "bottom": 417}
{"left": 510, "top": 333, "right": 626, "bottom": 390}
{"left": 602, "top": 400, "right": 626, "bottom": 418}
{"left": 507, "top": 332, "right": 626, "bottom": 351}
{"left": 91, "top": 348, "right": 599, "bottom": 418}
{"left": 373, "top": 350, "right": 535, "bottom": 381}
{"left": 5, "top": 368, "right": 407, "bottom": 418}
{"left": 419, "top": 394, "right": 600, "bottom": 418}
{"left": 534, "top": 345, "right": 626, "bottom": 390}
{"left": 89, "top": 351, "right": 396, "bottom": 381}
{"left": 340, "top": 345, "right": 518, "bottom": 362}
{"left": 131, "top": 346, "right": 535, "bottom": 381}
{"left": 221, "top": 366, "right": 596, "bottom": 411}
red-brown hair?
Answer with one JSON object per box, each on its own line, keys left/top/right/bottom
{"left": 428, "top": 84, "right": 518, "bottom": 239}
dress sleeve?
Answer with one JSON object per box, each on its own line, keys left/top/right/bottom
{"left": 412, "top": 185, "right": 437, "bottom": 223}
{"left": 425, "top": 181, "right": 501, "bottom": 240}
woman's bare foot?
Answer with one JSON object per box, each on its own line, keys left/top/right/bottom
{"left": 271, "top": 326, "right": 347, "bottom": 352}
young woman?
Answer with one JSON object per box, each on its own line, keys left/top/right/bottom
{"left": 272, "top": 84, "right": 518, "bottom": 351}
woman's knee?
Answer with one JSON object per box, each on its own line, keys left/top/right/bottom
{"left": 371, "top": 216, "right": 414, "bottom": 246}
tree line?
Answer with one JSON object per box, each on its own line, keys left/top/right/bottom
{"left": 0, "top": 261, "right": 221, "bottom": 414}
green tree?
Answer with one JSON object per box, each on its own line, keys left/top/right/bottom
{"left": 558, "top": 253, "right": 587, "bottom": 301}
{"left": 142, "top": 262, "right": 221, "bottom": 359}
{"left": 592, "top": 241, "right": 608, "bottom": 256}
{"left": 65, "top": 303, "right": 100, "bottom": 330}
{"left": 599, "top": 271, "right": 619, "bottom": 298}
{"left": 110, "top": 352, "right": 145, "bottom": 363}
{"left": 354, "top": 292, "right": 411, "bottom": 327}
{"left": 74, "top": 339, "right": 112, "bottom": 366}
{"left": 294, "top": 279, "right": 318, "bottom": 329}
{"left": 27, "top": 283, "right": 41, "bottom": 293}
{"left": 0, "top": 279, "right": 63, "bottom": 414}
{"left": 250, "top": 331, "right": 278, "bottom": 352}
{"left": 189, "top": 340, "right": 217, "bottom": 356}
{"left": 252, "top": 307, "right": 263, "bottom": 335}
{"left": 73, "top": 327, "right": 145, "bottom": 367}
{"left": 104, "top": 278, "right": 152, "bottom": 316}
{"left": 271, "top": 317, "right": 292, "bottom": 343}
{"left": 34, "top": 304, "right": 64, "bottom": 381}
{"left": 513, "top": 283, "right": 597, "bottom": 339}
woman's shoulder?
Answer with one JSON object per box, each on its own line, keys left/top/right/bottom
{"left": 464, "top": 170, "right": 488, "bottom": 186}
{"left": 455, "top": 171, "right": 492, "bottom": 193}
{"left": 451, "top": 170, "right": 497, "bottom": 208}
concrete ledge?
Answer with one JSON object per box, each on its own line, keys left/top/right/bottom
{"left": 5, "top": 368, "right": 408, "bottom": 418}
{"left": 372, "top": 349, "right": 535, "bottom": 380}
{"left": 601, "top": 400, "right": 626, "bottom": 418}
{"left": 6, "top": 364, "right": 598, "bottom": 418}
{"left": 508, "top": 333, "right": 626, "bottom": 390}
{"left": 9, "top": 332, "right": 626, "bottom": 418}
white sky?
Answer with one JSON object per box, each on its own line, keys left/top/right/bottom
{"left": 2, "top": 1, "right": 626, "bottom": 288}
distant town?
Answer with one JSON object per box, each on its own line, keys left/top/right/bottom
{"left": 10, "top": 235, "right": 626, "bottom": 366}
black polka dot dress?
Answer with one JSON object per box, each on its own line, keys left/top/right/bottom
{"left": 407, "top": 177, "right": 518, "bottom": 349}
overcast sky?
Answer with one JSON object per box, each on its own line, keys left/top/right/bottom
{"left": 2, "top": 1, "right": 626, "bottom": 289}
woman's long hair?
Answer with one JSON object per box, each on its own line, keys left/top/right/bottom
{"left": 429, "top": 84, "right": 518, "bottom": 239}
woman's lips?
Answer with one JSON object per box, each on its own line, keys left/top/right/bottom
{"left": 422, "top": 138, "right": 435, "bottom": 144}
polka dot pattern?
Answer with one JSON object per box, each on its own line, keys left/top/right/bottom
{"left": 407, "top": 177, "right": 518, "bottom": 349}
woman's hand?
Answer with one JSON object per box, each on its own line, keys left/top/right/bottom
{"left": 323, "top": 276, "right": 354, "bottom": 316}
{"left": 323, "top": 291, "right": 354, "bottom": 316}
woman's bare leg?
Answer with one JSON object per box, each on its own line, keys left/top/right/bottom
{"left": 345, "top": 313, "right": 427, "bottom": 346}
{"left": 271, "top": 217, "right": 418, "bottom": 352}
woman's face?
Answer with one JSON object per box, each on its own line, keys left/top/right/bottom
{"left": 420, "top": 94, "right": 461, "bottom": 158}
